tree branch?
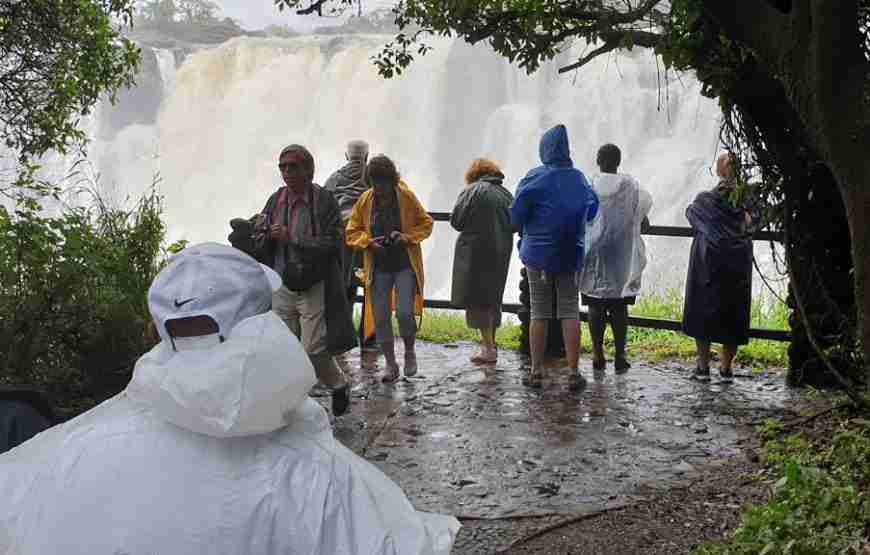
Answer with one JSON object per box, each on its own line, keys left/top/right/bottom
{"left": 558, "top": 30, "right": 661, "bottom": 73}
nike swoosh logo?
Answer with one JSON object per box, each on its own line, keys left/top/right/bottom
{"left": 174, "top": 297, "right": 197, "bottom": 309}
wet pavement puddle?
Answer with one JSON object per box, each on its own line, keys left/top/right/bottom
{"left": 314, "top": 342, "right": 801, "bottom": 519}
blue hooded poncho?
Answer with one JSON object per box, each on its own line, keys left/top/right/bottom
{"left": 511, "top": 125, "right": 599, "bottom": 273}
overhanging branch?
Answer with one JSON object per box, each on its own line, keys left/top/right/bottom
{"left": 558, "top": 30, "right": 661, "bottom": 73}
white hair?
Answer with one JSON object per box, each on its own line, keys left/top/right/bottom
{"left": 346, "top": 140, "right": 369, "bottom": 161}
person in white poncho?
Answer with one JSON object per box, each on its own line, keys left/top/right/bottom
{"left": 580, "top": 144, "right": 653, "bottom": 374}
{"left": 0, "top": 242, "right": 459, "bottom": 555}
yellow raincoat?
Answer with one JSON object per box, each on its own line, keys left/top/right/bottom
{"left": 346, "top": 180, "right": 433, "bottom": 340}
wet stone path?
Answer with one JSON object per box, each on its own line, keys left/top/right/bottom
{"left": 312, "top": 342, "right": 800, "bottom": 553}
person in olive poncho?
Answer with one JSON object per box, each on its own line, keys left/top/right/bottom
{"left": 450, "top": 158, "right": 514, "bottom": 363}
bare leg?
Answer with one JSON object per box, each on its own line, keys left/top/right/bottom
{"left": 611, "top": 304, "right": 629, "bottom": 371}
{"left": 481, "top": 326, "right": 497, "bottom": 358}
{"left": 695, "top": 339, "right": 712, "bottom": 370}
{"left": 587, "top": 304, "right": 607, "bottom": 369}
{"left": 721, "top": 344, "right": 738, "bottom": 369}
{"left": 529, "top": 319, "right": 548, "bottom": 375}
{"left": 561, "top": 318, "right": 580, "bottom": 372}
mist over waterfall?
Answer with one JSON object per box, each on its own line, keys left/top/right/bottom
{"left": 89, "top": 34, "right": 727, "bottom": 301}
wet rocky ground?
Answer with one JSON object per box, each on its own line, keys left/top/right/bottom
{"left": 313, "top": 342, "right": 801, "bottom": 554}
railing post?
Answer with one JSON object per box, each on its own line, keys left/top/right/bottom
{"left": 518, "top": 268, "right": 530, "bottom": 355}
{"left": 517, "top": 267, "right": 566, "bottom": 357}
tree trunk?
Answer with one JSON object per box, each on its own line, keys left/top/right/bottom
{"left": 704, "top": 0, "right": 870, "bottom": 388}
{"left": 843, "top": 186, "right": 870, "bottom": 388}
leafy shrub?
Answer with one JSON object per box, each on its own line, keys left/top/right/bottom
{"left": 0, "top": 185, "right": 169, "bottom": 418}
{"left": 697, "top": 426, "right": 870, "bottom": 555}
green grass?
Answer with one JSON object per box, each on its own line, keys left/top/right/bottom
{"left": 397, "top": 289, "right": 790, "bottom": 368}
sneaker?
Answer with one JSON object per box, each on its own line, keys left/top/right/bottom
{"left": 404, "top": 352, "right": 418, "bottom": 378}
{"left": 379, "top": 365, "right": 400, "bottom": 384}
{"left": 692, "top": 367, "right": 711, "bottom": 381}
{"left": 568, "top": 372, "right": 587, "bottom": 392}
{"left": 331, "top": 384, "right": 351, "bottom": 417}
{"left": 719, "top": 367, "right": 734, "bottom": 382}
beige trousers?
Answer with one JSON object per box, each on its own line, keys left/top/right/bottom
{"left": 272, "top": 283, "right": 346, "bottom": 387}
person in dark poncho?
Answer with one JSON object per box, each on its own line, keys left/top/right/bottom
{"left": 682, "top": 153, "right": 755, "bottom": 382}
{"left": 0, "top": 389, "right": 54, "bottom": 455}
{"left": 450, "top": 158, "right": 514, "bottom": 364}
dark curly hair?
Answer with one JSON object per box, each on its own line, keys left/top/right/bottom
{"left": 597, "top": 143, "right": 621, "bottom": 170}
{"left": 367, "top": 154, "right": 400, "bottom": 187}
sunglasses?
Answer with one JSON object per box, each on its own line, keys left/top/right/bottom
{"left": 278, "top": 161, "right": 308, "bottom": 174}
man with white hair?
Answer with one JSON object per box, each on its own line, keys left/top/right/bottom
{"left": 325, "top": 139, "right": 370, "bottom": 220}
{"left": 325, "top": 140, "right": 375, "bottom": 342}
{"left": 0, "top": 243, "right": 460, "bottom": 554}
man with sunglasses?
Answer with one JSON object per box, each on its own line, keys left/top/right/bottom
{"left": 255, "top": 144, "right": 357, "bottom": 416}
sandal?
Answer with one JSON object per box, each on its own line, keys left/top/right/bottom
{"left": 379, "top": 365, "right": 401, "bottom": 384}
{"left": 568, "top": 372, "right": 587, "bottom": 392}
{"left": 522, "top": 368, "right": 543, "bottom": 388}
{"left": 472, "top": 349, "right": 498, "bottom": 364}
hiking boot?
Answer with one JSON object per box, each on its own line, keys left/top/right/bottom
{"left": 692, "top": 367, "right": 711, "bottom": 382}
{"left": 331, "top": 384, "right": 351, "bottom": 417}
{"left": 568, "top": 372, "right": 587, "bottom": 392}
{"left": 718, "top": 367, "right": 734, "bottom": 382}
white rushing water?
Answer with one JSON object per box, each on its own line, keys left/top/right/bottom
{"left": 154, "top": 48, "right": 178, "bottom": 98}
{"left": 91, "top": 34, "right": 731, "bottom": 301}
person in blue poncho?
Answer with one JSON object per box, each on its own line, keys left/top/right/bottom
{"left": 511, "top": 125, "right": 599, "bottom": 390}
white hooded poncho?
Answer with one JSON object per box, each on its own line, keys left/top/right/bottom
{"left": 0, "top": 312, "right": 459, "bottom": 554}
{"left": 581, "top": 173, "right": 653, "bottom": 299}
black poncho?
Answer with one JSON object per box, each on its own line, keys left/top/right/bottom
{"left": 681, "top": 185, "right": 753, "bottom": 345}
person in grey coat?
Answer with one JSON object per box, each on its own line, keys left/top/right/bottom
{"left": 450, "top": 158, "right": 515, "bottom": 363}
{"left": 324, "top": 140, "right": 372, "bottom": 347}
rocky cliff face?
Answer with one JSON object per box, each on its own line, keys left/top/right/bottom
{"left": 100, "top": 21, "right": 264, "bottom": 142}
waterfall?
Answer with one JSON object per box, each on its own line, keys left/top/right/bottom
{"left": 94, "top": 34, "right": 732, "bottom": 300}
{"left": 154, "top": 48, "right": 177, "bottom": 97}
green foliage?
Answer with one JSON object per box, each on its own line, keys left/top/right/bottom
{"left": 696, "top": 460, "right": 870, "bottom": 555}
{"left": 413, "top": 310, "right": 522, "bottom": 350}
{"left": 697, "top": 423, "right": 870, "bottom": 555}
{"left": 135, "top": 0, "right": 221, "bottom": 24}
{"left": 0, "top": 0, "right": 141, "bottom": 161}
{"left": 275, "top": 0, "right": 664, "bottom": 78}
{"left": 757, "top": 418, "right": 786, "bottom": 441}
{"left": 0, "top": 181, "right": 167, "bottom": 417}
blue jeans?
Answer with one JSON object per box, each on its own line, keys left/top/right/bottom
{"left": 372, "top": 267, "right": 417, "bottom": 343}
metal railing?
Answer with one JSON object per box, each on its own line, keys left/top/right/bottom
{"left": 362, "top": 211, "right": 789, "bottom": 342}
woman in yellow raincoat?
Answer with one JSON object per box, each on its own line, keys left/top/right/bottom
{"left": 346, "top": 155, "right": 433, "bottom": 383}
